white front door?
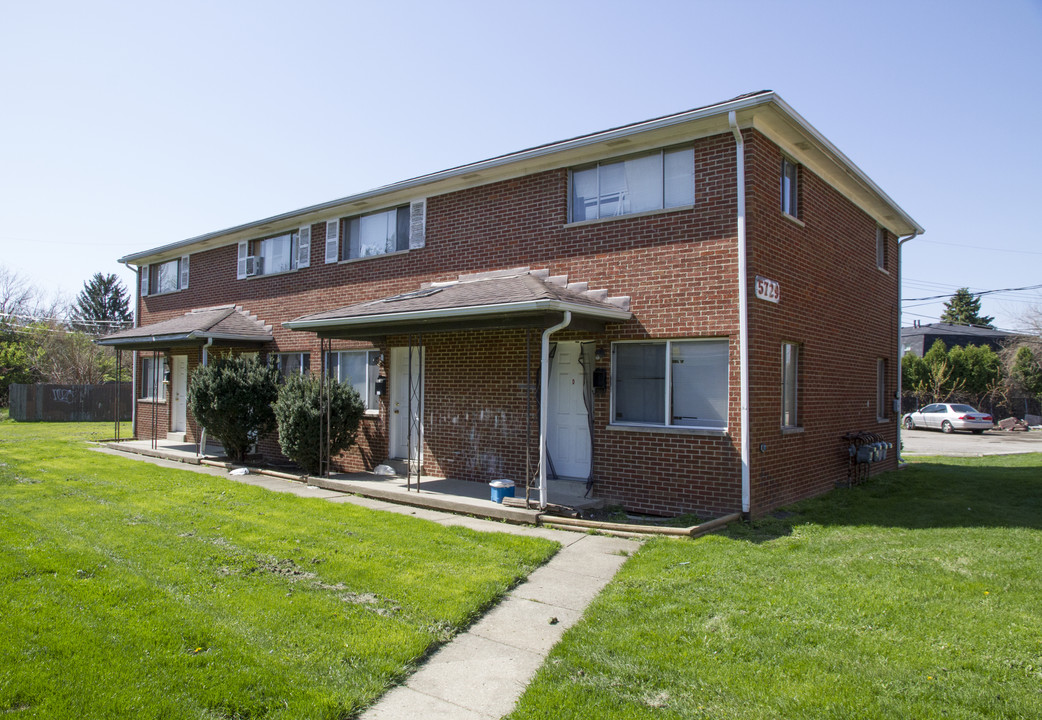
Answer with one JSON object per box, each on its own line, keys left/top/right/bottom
{"left": 389, "top": 346, "right": 424, "bottom": 461}
{"left": 548, "top": 342, "right": 591, "bottom": 479}
{"left": 170, "top": 355, "right": 188, "bottom": 433}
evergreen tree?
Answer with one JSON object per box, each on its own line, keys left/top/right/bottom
{"left": 72, "top": 273, "right": 132, "bottom": 336}
{"left": 939, "top": 287, "right": 994, "bottom": 328}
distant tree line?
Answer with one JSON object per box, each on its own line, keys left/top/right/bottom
{"left": 1, "top": 267, "right": 132, "bottom": 405}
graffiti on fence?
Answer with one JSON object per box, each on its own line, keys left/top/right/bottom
{"left": 51, "top": 388, "right": 78, "bottom": 404}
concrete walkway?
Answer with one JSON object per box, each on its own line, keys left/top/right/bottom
{"left": 91, "top": 445, "right": 638, "bottom": 719}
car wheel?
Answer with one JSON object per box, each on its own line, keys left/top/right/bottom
{"left": 941, "top": 420, "right": 954, "bottom": 434}
{"left": 903, "top": 417, "right": 915, "bottom": 430}
{"left": 972, "top": 429, "right": 985, "bottom": 435}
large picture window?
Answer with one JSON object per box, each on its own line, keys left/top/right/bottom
{"left": 328, "top": 350, "right": 380, "bottom": 410}
{"left": 570, "top": 147, "right": 694, "bottom": 222}
{"left": 612, "top": 339, "right": 728, "bottom": 430}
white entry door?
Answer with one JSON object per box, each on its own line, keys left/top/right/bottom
{"left": 389, "top": 346, "right": 424, "bottom": 461}
{"left": 547, "top": 342, "right": 591, "bottom": 479}
{"left": 170, "top": 355, "right": 188, "bottom": 433}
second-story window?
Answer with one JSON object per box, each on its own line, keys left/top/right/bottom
{"left": 142, "top": 256, "right": 189, "bottom": 296}
{"left": 570, "top": 147, "right": 694, "bottom": 223}
{"left": 257, "top": 232, "right": 299, "bottom": 276}
{"left": 781, "top": 157, "right": 799, "bottom": 217}
{"left": 237, "top": 227, "right": 311, "bottom": 279}
{"left": 342, "top": 206, "right": 411, "bottom": 260}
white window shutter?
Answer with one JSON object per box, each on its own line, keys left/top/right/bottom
{"left": 237, "top": 241, "right": 248, "bottom": 279}
{"left": 140, "top": 265, "right": 149, "bottom": 296}
{"left": 180, "top": 255, "right": 190, "bottom": 289}
{"left": 324, "top": 220, "right": 339, "bottom": 264}
{"left": 297, "top": 225, "right": 311, "bottom": 268}
{"left": 409, "top": 199, "right": 426, "bottom": 249}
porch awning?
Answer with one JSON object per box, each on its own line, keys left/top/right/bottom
{"left": 96, "top": 305, "right": 273, "bottom": 350}
{"left": 283, "top": 270, "right": 632, "bottom": 339}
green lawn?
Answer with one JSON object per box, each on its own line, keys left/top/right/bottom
{"left": 0, "top": 418, "right": 558, "bottom": 718}
{"left": 510, "top": 454, "right": 1042, "bottom": 720}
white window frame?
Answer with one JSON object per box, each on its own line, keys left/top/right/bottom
{"left": 610, "top": 338, "right": 729, "bottom": 431}
{"left": 569, "top": 147, "right": 695, "bottom": 223}
{"left": 782, "top": 342, "right": 800, "bottom": 429}
{"left": 328, "top": 349, "right": 380, "bottom": 412}
{"left": 140, "top": 355, "right": 167, "bottom": 401}
{"left": 781, "top": 157, "right": 799, "bottom": 218}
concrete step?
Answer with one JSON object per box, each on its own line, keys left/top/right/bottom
{"left": 166, "top": 432, "right": 186, "bottom": 443}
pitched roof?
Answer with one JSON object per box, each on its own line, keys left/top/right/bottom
{"left": 119, "top": 91, "right": 922, "bottom": 266}
{"left": 97, "top": 305, "right": 273, "bottom": 349}
{"left": 900, "top": 322, "right": 1019, "bottom": 340}
{"left": 284, "top": 269, "right": 631, "bottom": 338}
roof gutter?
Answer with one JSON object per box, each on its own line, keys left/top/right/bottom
{"left": 282, "top": 299, "right": 631, "bottom": 332}
{"left": 729, "top": 111, "right": 752, "bottom": 516}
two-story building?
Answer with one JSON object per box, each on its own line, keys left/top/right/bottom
{"left": 100, "top": 91, "right": 923, "bottom": 518}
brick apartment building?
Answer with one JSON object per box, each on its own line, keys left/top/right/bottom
{"left": 100, "top": 91, "right": 923, "bottom": 518}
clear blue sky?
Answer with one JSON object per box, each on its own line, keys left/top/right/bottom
{"left": 2, "top": 0, "right": 1040, "bottom": 330}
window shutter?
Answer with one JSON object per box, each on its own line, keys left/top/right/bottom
{"left": 140, "top": 265, "right": 149, "bottom": 296}
{"left": 237, "top": 241, "right": 248, "bottom": 279}
{"left": 297, "top": 225, "right": 311, "bottom": 268}
{"left": 409, "top": 199, "right": 426, "bottom": 249}
{"left": 180, "top": 255, "right": 190, "bottom": 289}
{"left": 324, "top": 220, "right": 339, "bottom": 263}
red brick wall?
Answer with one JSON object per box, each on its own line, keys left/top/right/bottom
{"left": 133, "top": 129, "right": 900, "bottom": 517}
{"left": 743, "top": 130, "right": 899, "bottom": 516}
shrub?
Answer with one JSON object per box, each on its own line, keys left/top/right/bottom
{"left": 188, "top": 355, "right": 280, "bottom": 462}
{"left": 273, "top": 373, "right": 364, "bottom": 476}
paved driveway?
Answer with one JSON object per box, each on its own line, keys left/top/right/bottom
{"left": 902, "top": 427, "right": 1042, "bottom": 456}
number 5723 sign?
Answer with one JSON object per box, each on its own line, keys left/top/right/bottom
{"left": 755, "top": 276, "right": 780, "bottom": 304}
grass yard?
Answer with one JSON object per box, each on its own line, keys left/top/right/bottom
{"left": 0, "top": 418, "right": 558, "bottom": 718}
{"left": 510, "top": 454, "right": 1042, "bottom": 720}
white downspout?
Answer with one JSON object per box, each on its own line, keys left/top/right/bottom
{"left": 539, "top": 311, "right": 572, "bottom": 511}
{"left": 729, "top": 111, "right": 751, "bottom": 516}
{"left": 896, "top": 232, "right": 918, "bottom": 464}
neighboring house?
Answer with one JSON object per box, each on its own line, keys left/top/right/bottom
{"left": 99, "top": 91, "right": 923, "bottom": 518}
{"left": 901, "top": 322, "right": 1019, "bottom": 357}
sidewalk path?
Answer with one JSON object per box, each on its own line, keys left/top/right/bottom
{"left": 92, "top": 447, "right": 639, "bottom": 718}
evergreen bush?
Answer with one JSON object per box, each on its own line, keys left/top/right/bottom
{"left": 187, "top": 355, "right": 280, "bottom": 462}
{"left": 273, "top": 373, "right": 364, "bottom": 476}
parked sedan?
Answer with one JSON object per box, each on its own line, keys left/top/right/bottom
{"left": 902, "top": 403, "right": 994, "bottom": 434}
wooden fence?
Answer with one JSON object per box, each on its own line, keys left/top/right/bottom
{"left": 8, "top": 383, "right": 132, "bottom": 422}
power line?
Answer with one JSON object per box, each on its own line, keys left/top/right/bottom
{"left": 903, "top": 283, "right": 1042, "bottom": 303}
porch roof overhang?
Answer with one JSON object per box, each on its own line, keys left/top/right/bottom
{"left": 282, "top": 272, "right": 632, "bottom": 340}
{"left": 96, "top": 305, "right": 274, "bottom": 350}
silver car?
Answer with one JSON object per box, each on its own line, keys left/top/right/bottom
{"left": 902, "top": 403, "right": 994, "bottom": 434}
